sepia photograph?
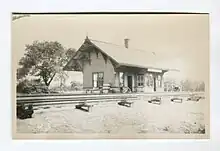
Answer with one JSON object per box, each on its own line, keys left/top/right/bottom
{"left": 12, "top": 13, "right": 209, "bottom": 139}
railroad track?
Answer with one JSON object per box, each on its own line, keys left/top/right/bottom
{"left": 16, "top": 92, "right": 205, "bottom": 107}
{"left": 17, "top": 94, "right": 138, "bottom": 107}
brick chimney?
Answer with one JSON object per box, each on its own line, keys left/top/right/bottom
{"left": 124, "top": 38, "right": 130, "bottom": 48}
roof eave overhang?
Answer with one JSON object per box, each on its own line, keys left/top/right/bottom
{"left": 63, "top": 39, "right": 120, "bottom": 71}
{"left": 118, "top": 63, "right": 179, "bottom": 73}
{"left": 63, "top": 39, "right": 90, "bottom": 71}
{"left": 63, "top": 38, "right": 180, "bottom": 73}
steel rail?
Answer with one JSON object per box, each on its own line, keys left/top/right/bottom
{"left": 16, "top": 92, "right": 205, "bottom": 107}
{"left": 16, "top": 91, "right": 205, "bottom": 98}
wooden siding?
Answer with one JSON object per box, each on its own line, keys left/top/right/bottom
{"left": 83, "top": 49, "right": 115, "bottom": 88}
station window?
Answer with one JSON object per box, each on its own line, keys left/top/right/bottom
{"left": 92, "top": 72, "right": 104, "bottom": 88}
{"left": 137, "top": 74, "right": 144, "bottom": 86}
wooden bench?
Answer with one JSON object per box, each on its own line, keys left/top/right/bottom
{"left": 75, "top": 96, "right": 138, "bottom": 111}
{"left": 148, "top": 97, "right": 161, "bottom": 105}
{"left": 118, "top": 99, "right": 134, "bottom": 107}
{"left": 85, "top": 88, "right": 102, "bottom": 94}
{"left": 102, "top": 84, "right": 111, "bottom": 94}
{"left": 75, "top": 102, "right": 93, "bottom": 112}
{"left": 171, "top": 97, "right": 183, "bottom": 103}
{"left": 187, "top": 95, "right": 202, "bottom": 102}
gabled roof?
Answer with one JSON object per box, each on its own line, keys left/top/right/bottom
{"left": 64, "top": 37, "right": 179, "bottom": 72}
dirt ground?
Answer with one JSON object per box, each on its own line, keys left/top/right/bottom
{"left": 16, "top": 96, "right": 207, "bottom": 135}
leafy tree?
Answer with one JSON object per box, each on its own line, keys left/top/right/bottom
{"left": 180, "top": 79, "right": 205, "bottom": 92}
{"left": 65, "top": 48, "right": 76, "bottom": 59}
{"left": 195, "top": 81, "right": 205, "bottom": 92}
{"left": 17, "top": 41, "right": 76, "bottom": 87}
{"left": 54, "top": 48, "right": 77, "bottom": 90}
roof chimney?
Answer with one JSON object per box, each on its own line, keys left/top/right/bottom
{"left": 124, "top": 38, "right": 130, "bottom": 48}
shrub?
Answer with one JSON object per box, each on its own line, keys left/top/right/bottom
{"left": 17, "top": 79, "right": 36, "bottom": 94}
{"left": 16, "top": 79, "right": 48, "bottom": 94}
{"left": 70, "top": 81, "right": 83, "bottom": 91}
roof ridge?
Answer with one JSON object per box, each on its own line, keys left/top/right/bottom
{"left": 89, "top": 39, "right": 121, "bottom": 47}
{"left": 134, "top": 48, "right": 157, "bottom": 55}
{"left": 90, "top": 38, "right": 156, "bottom": 55}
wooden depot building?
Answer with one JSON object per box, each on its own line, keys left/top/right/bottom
{"left": 64, "top": 37, "right": 178, "bottom": 93}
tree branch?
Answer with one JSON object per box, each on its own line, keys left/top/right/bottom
{"left": 42, "top": 74, "right": 49, "bottom": 86}
{"left": 47, "top": 73, "right": 56, "bottom": 86}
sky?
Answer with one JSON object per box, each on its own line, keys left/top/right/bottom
{"left": 11, "top": 14, "right": 209, "bottom": 84}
